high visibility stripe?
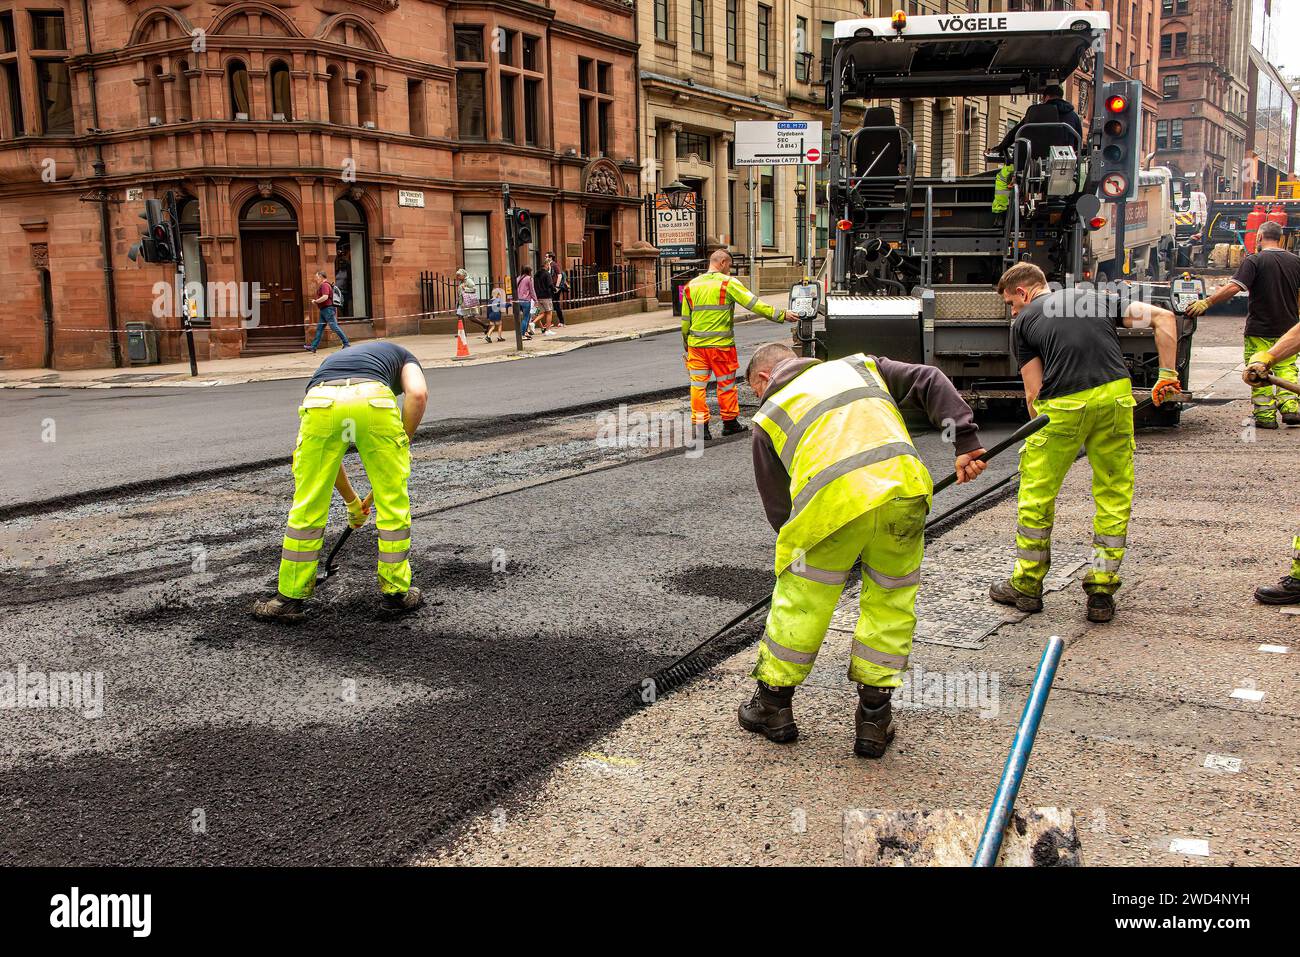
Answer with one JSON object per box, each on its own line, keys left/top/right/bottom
{"left": 777, "top": 384, "right": 897, "bottom": 470}
{"left": 864, "top": 564, "right": 922, "bottom": 589}
{"left": 1017, "top": 547, "right": 1050, "bottom": 563}
{"left": 378, "top": 527, "right": 411, "bottom": 541}
{"left": 1093, "top": 552, "right": 1122, "bottom": 572}
{"left": 718, "top": 383, "right": 737, "bottom": 394}
{"left": 284, "top": 526, "right": 327, "bottom": 541}
{"left": 1017, "top": 524, "right": 1052, "bottom": 540}
{"left": 1093, "top": 532, "right": 1126, "bottom": 548}
{"left": 789, "top": 563, "right": 853, "bottom": 585}
{"left": 378, "top": 549, "right": 410, "bottom": 563}
{"left": 757, "top": 397, "right": 796, "bottom": 436}
{"left": 852, "top": 638, "right": 909, "bottom": 671}
{"left": 281, "top": 547, "right": 320, "bottom": 562}
{"left": 719, "top": 278, "right": 730, "bottom": 303}
{"left": 761, "top": 632, "right": 818, "bottom": 665}
{"left": 689, "top": 329, "right": 735, "bottom": 339}
{"left": 789, "top": 441, "right": 919, "bottom": 520}
{"left": 741, "top": 292, "right": 759, "bottom": 309}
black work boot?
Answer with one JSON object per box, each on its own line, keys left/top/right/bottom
{"left": 1255, "top": 417, "right": 1280, "bottom": 430}
{"left": 721, "top": 418, "right": 749, "bottom": 436}
{"left": 1283, "top": 412, "right": 1300, "bottom": 427}
{"left": 695, "top": 422, "right": 713, "bottom": 442}
{"left": 1086, "top": 591, "right": 1116, "bottom": 623}
{"left": 380, "top": 585, "right": 424, "bottom": 616}
{"left": 989, "top": 579, "right": 1044, "bottom": 613}
{"left": 854, "top": 685, "right": 896, "bottom": 759}
{"left": 1255, "top": 576, "right": 1300, "bottom": 605}
{"left": 737, "top": 681, "right": 797, "bottom": 743}
{"left": 252, "top": 593, "right": 305, "bottom": 623}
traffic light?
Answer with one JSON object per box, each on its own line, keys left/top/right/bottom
{"left": 510, "top": 207, "right": 533, "bottom": 247}
{"left": 1098, "top": 79, "right": 1141, "bottom": 202}
{"left": 129, "top": 196, "right": 180, "bottom": 264}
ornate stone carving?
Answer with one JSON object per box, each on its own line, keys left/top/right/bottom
{"left": 31, "top": 243, "right": 49, "bottom": 269}
{"left": 257, "top": 180, "right": 274, "bottom": 198}
{"left": 586, "top": 165, "right": 621, "bottom": 196}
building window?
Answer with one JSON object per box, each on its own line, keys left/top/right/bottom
{"left": 691, "top": 0, "right": 706, "bottom": 52}
{"left": 795, "top": 16, "right": 809, "bottom": 81}
{"left": 1160, "top": 33, "right": 1171, "bottom": 56}
{"left": 30, "top": 11, "right": 66, "bottom": 50}
{"left": 1174, "top": 33, "right": 1187, "bottom": 57}
{"left": 1162, "top": 74, "right": 1180, "bottom": 99}
{"left": 30, "top": 10, "right": 70, "bottom": 134}
{"left": 228, "top": 60, "right": 251, "bottom": 119}
{"left": 760, "top": 169, "right": 774, "bottom": 247}
{"left": 655, "top": 0, "right": 671, "bottom": 42}
{"left": 579, "top": 93, "right": 592, "bottom": 155}
{"left": 408, "top": 79, "right": 426, "bottom": 136}
{"left": 676, "top": 130, "right": 712, "bottom": 161}
{"left": 1170, "top": 119, "right": 1183, "bottom": 150}
{"left": 334, "top": 197, "right": 369, "bottom": 319}
{"left": 1156, "top": 119, "right": 1168, "bottom": 150}
{"left": 597, "top": 63, "right": 611, "bottom": 95}
{"left": 175, "top": 59, "right": 193, "bottom": 121}
{"left": 578, "top": 57, "right": 611, "bottom": 157}
{"left": 758, "top": 5, "right": 771, "bottom": 72}
{"left": 598, "top": 100, "right": 611, "bottom": 155}
{"left": 500, "top": 73, "right": 517, "bottom": 143}
{"left": 269, "top": 61, "right": 292, "bottom": 121}
{"left": 147, "top": 64, "right": 166, "bottom": 125}
{"left": 523, "top": 35, "right": 540, "bottom": 72}
{"left": 454, "top": 26, "right": 487, "bottom": 140}
{"left": 498, "top": 28, "right": 516, "bottom": 67}
{"left": 462, "top": 214, "right": 492, "bottom": 283}
{"left": 326, "top": 66, "right": 344, "bottom": 124}
{"left": 356, "top": 69, "right": 376, "bottom": 128}
{"left": 726, "top": 0, "right": 739, "bottom": 62}
{"left": 524, "top": 78, "right": 540, "bottom": 146}
{"left": 821, "top": 21, "right": 834, "bottom": 83}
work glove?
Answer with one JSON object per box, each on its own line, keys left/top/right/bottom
{"left": 346, "top": 494, "right": 372, "bottom": 529}
{"left": 1151, "top": 368, "right": 1183, "bottom": 407}
{"left": 1244, "top": 351, "right": 1274, "bottom": 386}
{"left": 1183, "top": 298, "right": 1209, "bottom": 317}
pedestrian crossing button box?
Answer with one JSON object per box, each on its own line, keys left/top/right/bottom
{"left": 788, "top": 282, "right": 822, "bottom": 319}
{"left": 1170, "top": 276, "right": 1206, "bottom": 315}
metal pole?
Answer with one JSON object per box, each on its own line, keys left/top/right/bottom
{"left": 1115, "top": 197, "right": 1128, "bottom": 278}
{"left": 972, "top": 635, "right": 1066, "bottom": 867}
{"left": 177, "top": 259, "right": 197, "bottom": 377}
{"left": 502, "top": 184, "right": 523, "bottom": 352}
{"left": 805, "top": 164, "right": 816, "bottom": 279}
{"left": 748, "top": 166, "right": 760, "bottom": 294}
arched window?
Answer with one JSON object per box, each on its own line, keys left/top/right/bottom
{"left": 175, "top": 58, "right": 193, "bottom": 121}
{"left": 147, "top": 63, "right": 166, "bottom": 124}
{"left": 269, "top": 61, "right": 292, "bottom": 121}
{"left": 356, "top": 69, "right": 375, "bottom": 128}
{"left": 326, "top": 65, "right": 344, "bottom": 124}
{"left": 228, "top": 59, "right": 251, "bottom": 119}
{"left": 333, "top": 196, "right": 369, "bottom": 318}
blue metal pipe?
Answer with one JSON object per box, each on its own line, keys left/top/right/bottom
{"left": 972, "top": 634, "right": 1066, "bottom": 867}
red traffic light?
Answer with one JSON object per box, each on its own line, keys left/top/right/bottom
{"left": 1106, "top": 94, "right": 1128, "bottom": 113}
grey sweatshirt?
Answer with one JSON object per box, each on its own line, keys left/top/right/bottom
{"left": 751, "top": 355, "right": 982, "bottom": 532}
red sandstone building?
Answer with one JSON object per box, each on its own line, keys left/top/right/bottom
{"left": 0, "top": 0, "right": 641, "bottom": 370}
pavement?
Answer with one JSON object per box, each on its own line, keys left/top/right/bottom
{"left": 429, "top": 314, "right": 1300, "bottom": 867}
{"left": 0, "top": 300, "right": 789, "bottom": 511}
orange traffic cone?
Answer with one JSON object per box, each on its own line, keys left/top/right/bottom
{"left": 453, "top": 318, "right": 471, "bottom": 360}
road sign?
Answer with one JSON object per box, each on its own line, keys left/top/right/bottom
{"left": 734, "top": 121, "right": 824, "bottom": 166}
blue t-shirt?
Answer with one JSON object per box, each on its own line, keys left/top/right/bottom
{"left": 307, "top": 341, "right": 422, "bottom": 395}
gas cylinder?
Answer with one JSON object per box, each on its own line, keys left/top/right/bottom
{"left": 1246, "top": 204, "right": 1267, "bottom": 252}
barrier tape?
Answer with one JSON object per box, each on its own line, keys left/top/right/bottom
{"left": 50, "top": 278, "right": 672, "bottom": 335}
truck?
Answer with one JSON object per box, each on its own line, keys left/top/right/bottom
{"left": 1087, "top": 167, "right": 1180, "bottom": 281}
{"left": 815, "top": 8, "right": 1199, "bottom": 425}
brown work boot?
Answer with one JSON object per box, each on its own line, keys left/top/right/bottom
{"left": 1085, "top": 592, "right": 1116, "bottom": 623}
{"left": 1255, "top": 416, "right": 1280, "bottom": 430}
{"left": 989, "top": 579, "right": 1044, "bottom": 613}
{"left": 1255, "top": 576, "right": 1300, "bottom": 605}
{"left": 738, "top": 681, "right": 797, "bottom": 743}
{"left": 1283, "top": 412, "right": 1300, "bottom": 427}
{"left": 854, "top": 685, "right": 896, "bottom": 759}
{"left": 380, "top": 585, "right": 424, "bottom": 616}
{"left": 252, "top": 594, "right": 305, "bottom": 623}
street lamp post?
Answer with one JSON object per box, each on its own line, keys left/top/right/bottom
{"left": 794, "top": 178, "right": 808, "bottom": 266}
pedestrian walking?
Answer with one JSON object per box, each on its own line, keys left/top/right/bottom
{"left": 546, "top": 252, "right": 568, "bottom": 328}
{"left": 681, "top": 249, "right": 795, "bottom": 440}
{"left": 515, "top": 266, "right": 536, "bottom": 340}
{"left": 253, "top": 340, "right": 428, "bottom": 622}
{"left": 988, "top": 262, "right": 1181, "bottom": 624}
{"left": 485, "top": 286, "right": 506, "bottom": 342}
{"left": 1186, "top": 220, "right": 1300, "bottom": 428}
{"left": 739, "top": 342, "right": 987, "bottom": 756}
{"left": 304, "top": 269, "right": 350, "bottom": 352}
{"left": 455, "top": 267, "right": 491, "bottom": 342}
{"left": 532, "top": 258, "right": 557, "bottom": 336}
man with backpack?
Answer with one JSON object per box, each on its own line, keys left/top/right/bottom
{"left": 546, "top": 252, "right": 568, "bottom": 328}
{"left": 305, "top": 269, "right": 350, "bottom": 353}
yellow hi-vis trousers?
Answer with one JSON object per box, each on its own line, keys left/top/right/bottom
{"left": 278, "top": 381, "right": 412, "bottom": 599}
{"left": 752, "top": 495, "right": 927, "bottom": 690}
{"left": 1011, "top": 378, "right": 1135, "bottom": 598}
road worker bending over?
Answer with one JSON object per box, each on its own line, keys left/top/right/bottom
{"left": 989, "top": 262, "right": 1180, "bottom": 624}
{"left": 740, "top": 342, "right": 987, "bottom": 758}
{"left": 253, "top": 340, "right": 428, "bottom": 622}
{"left": 681, "top": 249, "right": 795, "bottom": 440}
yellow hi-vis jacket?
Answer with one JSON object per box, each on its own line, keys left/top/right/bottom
{"left": 681, "top": 271, "right": 784, "bottom": 349}
{"left": 753, "top": 354, "right": 933, "bottom": 576}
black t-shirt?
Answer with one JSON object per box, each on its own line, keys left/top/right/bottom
{"left": 1012, "top": 288, "right": 1131, "bottom": 401}
{"left": 307, "top": 341, "right": 422, "bottom": 394}
{"left": 1231, "top": 248, "right": 1300, "bottom": 339}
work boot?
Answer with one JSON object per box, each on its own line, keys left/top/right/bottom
{"left": 737, "top": 681, "right": 797, "bottom": 743}
{"left": 380, "top": 585, "right": 424, "bottom": 616}
{"left": 1283, "top": 412, "right": 1300, "bottom": 427}
{"left": 695, "top": 422, "right": 713, "bottom": 442}
{"left": 1085, "top": 592, "right": 1116, "bottom": 623}
{"left": 989, "top": 579, "right": 1044, "bottom": 613}
{"left": 1255, "top": 417, "right": 1280, "bottom": 430}
{"left": 252, "top": 594, "right": 305, "bottom": 623}
{"left": 721, "top": 418, "right": 749, "bottom": 437}
{"left": 1254, "top": 576, "right": 1300, "bottom": 605}
{"left": 854, "top": 685, "right": 896, "bottom": 759}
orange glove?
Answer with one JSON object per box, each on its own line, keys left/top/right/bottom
{"left": 1151, "top": 369, "right": 1182, "bottom": 406}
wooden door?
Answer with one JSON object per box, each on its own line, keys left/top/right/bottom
{"left": 241, "top": 231, "right": 303, "bottom": 342}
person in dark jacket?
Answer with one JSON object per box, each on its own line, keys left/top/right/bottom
{"left": 994, "top": 85, "right": 1083, "bottom": 157}
{"left": 532, "top": 259, "right": 557, "bottom": 336}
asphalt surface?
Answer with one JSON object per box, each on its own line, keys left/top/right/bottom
{"left": 0, "top": 361, "right": 1017, "bottom": 864}
{"left": 0, "top": 319, "right": 794, "bottom": 509}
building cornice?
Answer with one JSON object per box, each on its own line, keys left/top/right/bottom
{"left": 640, "top": 71, "right": 791, "bottom": 119}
